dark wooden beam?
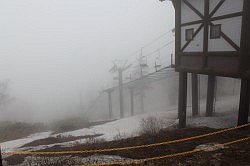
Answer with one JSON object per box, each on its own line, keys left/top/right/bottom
{"left": 203, "top": 0, "right": 209, "bottom": 68}
{"left": 175, "top": 0, "right": 181, "bottom": 67}
{"left": 170, "top": 0, "right": 177, "bottom": 9}
{"left": 183, "top": 0, "right": 204, "bottom": 19}
{"left": 0, "top": 146, "right": 2, "bottom": 166}
{"left": 192, "top": 73, "right": 199, "bottom": 116}
{"left": 178, "top": 72, "right": 188, "bottom": 128}
{"left": 240, "top": 0, "right": 250, "bottom": 76}
{"left": 209, "top": 0, "right": 225, "bottom": 18}
{"left": 181, "top": 20, "right": 203, "bottom": 27}
{"left": 210, "top": 12, "right": 243, "bottom": 21}
{"left": 206, "top": 75, "right": 216, "bottom": 117}
{"left": 238, "top": 79, "right": 250, "bottom": 126}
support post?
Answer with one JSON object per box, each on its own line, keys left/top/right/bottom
{"left": 0, "top": 146, "right": 2, "bottom": 166}
{"left": 140, "top": 90, "right": 145, "bottom": 113}
{"left": 118, "top": 69, "right": 124, "bottom": 118}
{"left": 206, "top": 75, "right": 216, "bottom": 117}
{"left": 130, "top": 88, "right": 134, "bottom": 116}
{"left": 192, "top": 73, "right": 199, "bottom": 117}
{"left": 238, "top": 79, "right": 250, "bottom": 126}
{"left": 108, "top": 91, "right": 112, "bottom": 120}
{"left": 178, "top": 72, "right": 188, "bottom": 128}
{"left": 171, "top": 54, "right": 174, "bottom": 67}
{"left": 249, "top": 95, "right": 250, "bottom": 115}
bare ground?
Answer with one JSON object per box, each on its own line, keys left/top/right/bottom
{"left": 4, "top": 126, "right": 250, "bottom": 166}
{"left": 20, "top": 134, "right": 103, "bottom": 148}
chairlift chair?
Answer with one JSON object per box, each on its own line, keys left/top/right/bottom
{"left": 140, "top": 56, "right": 149, "bottom": 68}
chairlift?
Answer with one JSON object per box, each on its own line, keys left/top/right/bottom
{"left": 140, "top": 56, "right": 149, "bottom": 68}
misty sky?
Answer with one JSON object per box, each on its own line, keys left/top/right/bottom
{"left": 0, "top": 0, "right": 175, "bottom": 122}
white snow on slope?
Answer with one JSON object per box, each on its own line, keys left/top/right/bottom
{"left": 1, "top": 131, "right": 52, "bottom": 152}
{"left": 56, "top": 95, "right": 246, "bottom": 145}
{"left": 55, "top": 110, "right": 177, "bottom": 141}
{"left": 0, "top": 110, "right": 177, "bottom": 154}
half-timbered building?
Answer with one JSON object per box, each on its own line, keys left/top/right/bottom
{"left": 169, "top": 0, "right": 250, "bottom": 128}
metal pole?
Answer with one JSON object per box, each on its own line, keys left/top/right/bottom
{"left": 140, "top": 47, "right": 144, "bottom": 77}
{"left": 108, "top": 91, "right": 112, "bottom": 120}
{"left": 130, "top": 88, "right": 134, "bottom": 116}
{"left": 171, "top": 53, "right": 173, "bottom": 67}
{"left": 192, "top": 73, "right": 199, "bottom": 116}
{"left": 206, "top": 75, "right": 216, "bottom": 117}
{"left": 178, "top": 72, "right": 188, "bottom": 128}
{"left": 141, "top": 89, "right": 145, "bottom": 113}
{"left": 238, "top": 79, "right": 250, "bottom": 126}
{"left": 154, "top": 61, "right": 158, "bottom": 72}
{"left": 139, "top": 50, "right": 145, "bottom": 113}
{"left": 118, "top": 69, "right": 124, "bottom": 118}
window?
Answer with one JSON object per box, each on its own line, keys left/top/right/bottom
{"left": 185, "top": 28, "right": 194, "bottom": 41}
{"left": 210, "top": 24, "right": 221, "bottom": 39}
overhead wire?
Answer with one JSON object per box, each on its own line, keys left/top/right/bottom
{"left": 124, "top": 28, "right": 174, "bottom": 60}
{"left": 144, "top": 40, "right": 175, "bottom": 58}
{"left": 142, "top": 28, "right": 174, "bottom": 48}
{"left": 105, "top": 29, "right": 175, "bottom": 102}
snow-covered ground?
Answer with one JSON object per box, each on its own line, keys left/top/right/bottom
{"left": 187, "top": 95, "right": 241, "bottom": 129}
{"left": 1, "top": 95, "right": 248, "bottom": 156}
{"left": 1, "top": 111, "right": 178, "bottom": 156}
{"left": 1, "top": 132, "right": 52, "bottom": 152}
{"left": 56, "top": 110, "right": 178, "bottom": 141}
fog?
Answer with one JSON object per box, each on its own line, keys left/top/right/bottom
{"left": 0, "top": 0, "right": 175, "bottom": 122}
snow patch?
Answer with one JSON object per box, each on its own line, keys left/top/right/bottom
{"left": 1, "top": 131, "right": 52, "bottom": 152}
{"left": 195, "top": 142, "right": 228, "bottom": 152}
{"left": 54, "top": 111, "right": 177, "bottom": 141}
{"left": 18, "top": 154, "right": 130, "bottom": 166}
